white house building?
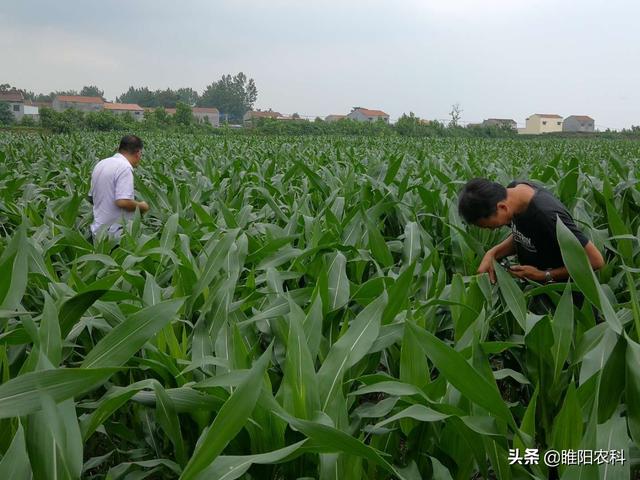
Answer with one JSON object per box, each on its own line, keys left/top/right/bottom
{"left": 346, "top": 107, "right": 390, "bottom": 123}
{"left": 0, "top": 90, "right": 25, "bottom": 121}
{"left": 562, "top": 115, "right": 595, "bottom": 133}
{"left": 192, "top": 107, "right": 220, "bottom": 127}
{"left": 103, "top": 103, "right": 145, "bottom": 120}
{"left": 519, "top": 114, "right": 563, "bottom": 134}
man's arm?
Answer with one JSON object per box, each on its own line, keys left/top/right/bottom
{"left": 510, "top": 241, "right": 605, "bottom": 282}
{"left": 113, "top": 168, "right": 149, "bottom": 213}
{"left": 488, "top": 234, "right": 516, "bottom": 260}
{"left": 115, "top": 199, "right": 149, "bottom": 213}
{"left": 478, "top": 234, "right": 516, "bottom": 283}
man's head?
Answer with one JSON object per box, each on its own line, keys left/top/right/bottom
{"left": 458, "top": 178, "right": 511, "bottom": 228}
{"left": 118, "top": 135, "right": 143, "bottom": 168}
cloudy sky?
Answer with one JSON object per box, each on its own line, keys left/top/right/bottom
{"left": 2, "top": 0, "right": 638, "bottom": 129}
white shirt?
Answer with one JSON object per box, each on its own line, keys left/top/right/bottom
{"left": 89, "top": 152, "right": 135, "bottom": 237}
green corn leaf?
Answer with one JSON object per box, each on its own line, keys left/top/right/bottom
{"left": 81, "top": 299, "right": 184, "bottom": 368}
{"left": 372, "top": 405, "right": 450, "bottom": 430}
{"left": 326, "top": 252, "right": 350, "bottom": 311}
{"left": 402, "top": 221, "right": 421, "bottom": 265}
{"left": 192, "top": 440, "right": 307, "bottom": 480}
{"left": 625, "top": 333, "right": 640, "bottom": 445}
{"left": 39, "top": 293, "right": 62, "bottom": 366}
{"left": 81, "top": 380, "right": 156, "bottom": 440}
{"left": 381, "top": 260, "right": 416, "bottom": 325}
{"left": 0, "top": 368, "right": 117, "bottom": 419}
{"left": 550, "top": 383, "right": 583, "bottom": 452}
{"left": 317, "top": 293, "right": 387, "bottom": 412}
{"left": 556, "top": 218, "right": 622, "bottom": 334}
{"left": 282, "top": 298, "right": 320, "bottom": 420}
{"left": 0, "top": 225, "right": 29, "bottom": 311}
{"left": 407, "top": 322, "right": 516, "bottom": 428}
{"left": 493, "top": 260, "right": 526, "bottom": 331}
{"left": 0, "top": 423, "right": 31, "bottom": 480}
{"left": 59, "top": 288, "right": 111, "bottom": 338}
{"left": 551, "top": 282, "right": 574, "bottom": 383}
{"left": 154, "top": 381, "right": 188, "bottom": 466}
{"left": 180, "top": 345, "right": 272, "bottom": 480}
{"left": 365, "top": 215, "right": 394, "bottom": 268}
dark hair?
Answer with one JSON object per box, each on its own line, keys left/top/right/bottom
{"left": 457, "top": 178, "right": 507, "bottom": 224}
{"left": 118, "top": 135, "right": 143, "bottom": 154}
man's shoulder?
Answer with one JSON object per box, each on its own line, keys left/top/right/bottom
{"left": 95, "top": 154, "right": 131, "bottom": 172}
{"left": 531, "top": 188, "right": 565, "bottom": 213}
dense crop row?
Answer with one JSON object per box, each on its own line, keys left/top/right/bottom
{"left": 0, "top": 132, "right": 639, "bottom": 479}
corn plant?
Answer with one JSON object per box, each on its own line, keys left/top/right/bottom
{"left": 0, "top": 132, "right": 639, "bottom": 479}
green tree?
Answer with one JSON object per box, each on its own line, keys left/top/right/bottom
{"left": 117, "top": 87, "right": 157, "bottom": 107}
{"left": 53, "top": 89, "right": 79, "bottom": 97}
{"left": 86, "top": 110, "right": 123, "bottom": 131}
{"left": 19, "top": 115, "right": 36, "bottom": 127}
{"left": 29, "top": 92, "right": 53, "bottom": 102}
{"left": 0, "top": 102, "right": 14, "bottom": 125}
{"left": 117, "top": 86, "right": 199, "bottom": 108}
{"left": 40, "top": 107, "right": 84, "bottom": 133}
{"left": 176, "top": 88, "right": 199, "bottom": 106}
{"left": 80, "top": 85, "right": 105, "bottom": 99}
{"left": 173, "top": 102, "right": 193, "bottom": 126}
{"left": 149, "top": 106, "right": 170, "bottom": 125}
{"left": 395, "top": 112, "right": 421, "bottom": 136}
{"left": 198, "top": 72, "right": 258, "bottom": 122}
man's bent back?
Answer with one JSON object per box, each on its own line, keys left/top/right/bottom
{"left": 89, "top": 135, "right": 148, "bottom": 239}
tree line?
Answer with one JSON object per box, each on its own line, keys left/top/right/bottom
{"left": 0, "top": 72, "right": 257, "bottom": 123}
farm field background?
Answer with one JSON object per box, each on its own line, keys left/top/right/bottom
{"left": 0, "top": 132, "right": 639, "bottom": 479}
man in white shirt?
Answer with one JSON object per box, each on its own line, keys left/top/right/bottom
{"left": 89, "top": 135, "right": 149, "bottom": 239}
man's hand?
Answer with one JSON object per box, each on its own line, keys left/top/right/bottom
{"left": 137, "top": 201, "right": 149, "bottom": 214}
{"left": 509, "top": 265, "right": 545, "bottom": 282}
{"left": 477, "top": 251, "right": 497, "bottom": 283}
{"left": 115, "top": 199, "right": 150, "bottom": 213}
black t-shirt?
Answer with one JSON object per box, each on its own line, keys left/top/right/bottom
{"left": 507, "top": 181, "right": 589, "bottom": 270}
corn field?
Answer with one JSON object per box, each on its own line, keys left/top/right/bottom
{"left": 0, "top": 132, "right": 639, "bottom": 479}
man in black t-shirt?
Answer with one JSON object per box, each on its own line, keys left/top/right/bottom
{"left": 457, "top": 178, "right": 604, "bottom": 284}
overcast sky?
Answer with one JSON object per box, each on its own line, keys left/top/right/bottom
{"left": 2, "top": 0, "right": 638, "bottom": 129}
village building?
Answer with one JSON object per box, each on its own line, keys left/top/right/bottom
{"left": 519, "top": 114, "right": 563, "bottom": 134}
{"left": 103, "top": 103, "right": 145, "bottom": 121}
{"left": 52, "top": 95, "right": 104, "bottom": 112}
{"left": 346, "top": 107, "right": 390, "bottom": 123}
{"left": 562, "top": 115, "right": 595, "bottom": 132}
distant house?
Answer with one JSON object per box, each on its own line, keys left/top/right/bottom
{"left": 563, "top": 115, "right": 594, "bottom": 133}
{"left": 347, "top": 107, "right": 390, "bottom": 123}
{"left": 192, "top": 107, "right": 220, "bottom": 127}
{"left": 104, "top": 103, "right": 145, "bottom": 121}
{"left": 52, "top": 95, "right": 104, "bottom": 112}
{"left": 243, "top": 110, "right": 282, "bottom": 127}
{"left": 325, "top": 114, "right": 347, "bottom": 122}
{"left": 519, "top": 114, "right": 563, "bottom": 135}
{"left": 482, "top": 118, "right": 517, "bottom": 130}
{"left": 0, "top": 90, "right": 26, "bottom": 121}
{"left": 22, "top": 104, "right": 40, "bottom": 122}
